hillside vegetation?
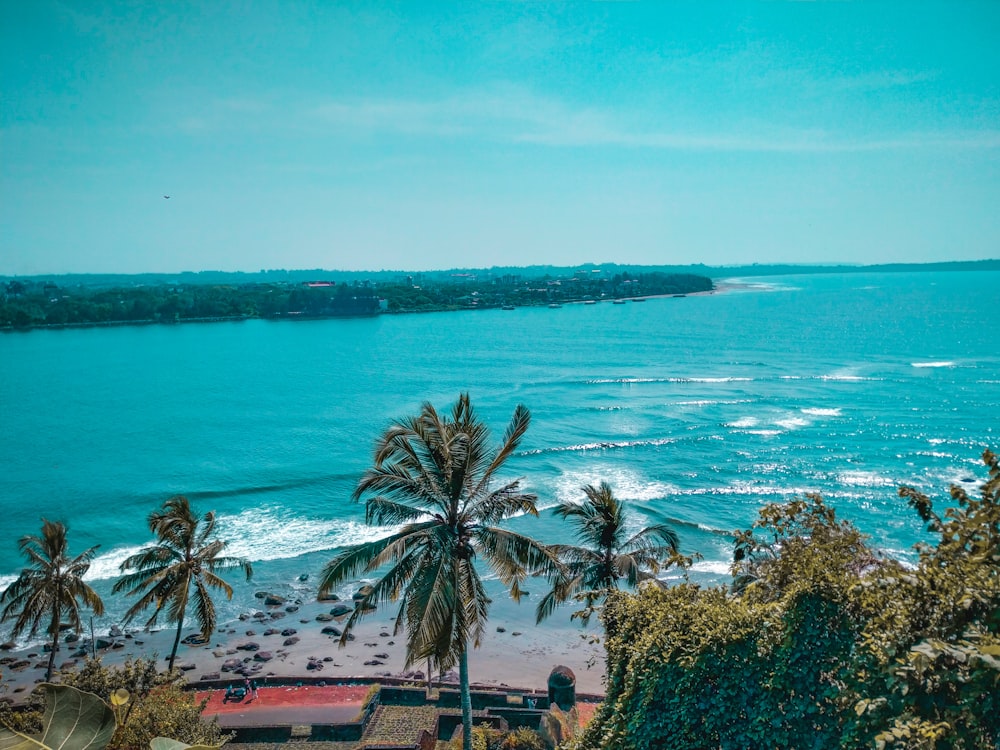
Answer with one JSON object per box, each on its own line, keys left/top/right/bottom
{"left": 578, "top": 451, "right": 999, "bottom": 750}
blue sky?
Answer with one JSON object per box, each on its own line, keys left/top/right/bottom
{"left": 1, "top": 1, "right": 998, "bottom": 274}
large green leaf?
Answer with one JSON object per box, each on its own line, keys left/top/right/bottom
{"left": 149, "top": 739, "right": 220, "bottom": 750}
{"left": 0, "top": 684, "right": 116, "bottom": 750}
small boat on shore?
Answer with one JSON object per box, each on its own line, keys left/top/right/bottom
{"left": 612, "top": 299, "right": 626, "bottom": 305}
{"left": 584, "top": 300, "right": 597, "bottom": 305}
{"left": 501, "top": 305, "right": 515, "bottom": 310}
{"left": 548, "top": 303, "right": 562, "bottom": 308}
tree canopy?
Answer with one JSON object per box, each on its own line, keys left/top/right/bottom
{"left": 577, "top": 450, "right": 1000, "bottom": 750}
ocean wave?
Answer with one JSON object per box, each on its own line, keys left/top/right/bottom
{"left": 675, "top": 399, "right": 755, "bottom": 406}
{"left": 550, "top": 469, "right": 680, "bottom": 506}
{"left": 773, "top": 416, "right": 809, "bottom": 430}
{"left": 61, "top": 509, "right": 406, "bottom": 582}
{"left": 585, "top": 376, "right": 753, "bottom": 385}
{"left": 184, "top": 473, "right": 354, "bottom": 501}
{"left": 689, "top": 560, "right": 731, "bottom": 575}
{"left": 521, "top": 437, "right": 678, "bottom": 455}
{"left": 911, "top": 361, "right": 956, "bottom": 368}
{"left": 801, "top": 407, "right": 842, "bottom": 417}
{"left": 837, "top": 470, "right": 896, "bottom": 488}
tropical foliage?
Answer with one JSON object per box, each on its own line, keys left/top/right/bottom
{"left": 113, "top": 496, "right": 252, "bottom": 671}
{"left": 61, "top": 656, "right": 229, "bottom": 750}
{"left": 535, "top": 482, "right": 683, "bottom": 625}
{"left": 0, "top": 520, "right": 105, "bottom": 682}
{"left": 575, "top": 450, "right": 1000, "bottom": 750}
{"left": 0, "top": 681, "right": 221, "bottom": 750}
{"left": 318, "top": 394, "right": 555, "bottom": 750}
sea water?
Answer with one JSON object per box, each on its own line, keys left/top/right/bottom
{"left": 1, "top": 271, "right": 997, "bottom": 639}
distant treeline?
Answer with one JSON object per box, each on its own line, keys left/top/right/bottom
{"left": 0, "top": 271, "right": 713, "bottom": 330}
{"left": 3, "top": 258, "right": 995, "bottom": 291}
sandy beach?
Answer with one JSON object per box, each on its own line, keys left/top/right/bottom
{"left": 0, "top": 588, "right": 607, "bottom": 702}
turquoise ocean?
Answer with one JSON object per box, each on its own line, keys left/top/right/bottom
{"left": 1, "top": 271, "right": 998, "bottom": 642}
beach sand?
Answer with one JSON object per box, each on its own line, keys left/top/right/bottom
{"left": 0, "top": 591, "right": 606, "bottom": 701}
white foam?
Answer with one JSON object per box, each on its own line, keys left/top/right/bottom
{"left": 801, "top": 407, "right": 842, "bottom": 417}
{"left": 689, "top": 560, "right": 731, "bottom": 575}
{"left": 773, "top": 416, "right": 808, "bottom": 430}
{"left": 83, "top": 544, "right": 150, "bottom": 582}
{"left": 726, "top": 417, "right": 758, "bottom": 428}
{"left": 679, "top": 377, "right": 753, "bottom": 383}
{"left": 912, "top": 361, "right": 955, "bottom": 368}
{"left": 68, "top": 509, "right": 409, "bottom": 583}
{"left": 217, "top": 508, "right": 405, "bottom": 562}
{"left": 0, "top": 573, "right": 18, "bottom": 590}
{"left": 549, "top": 468, "right": 679, "bottom": 508}
{"left": 837, "top": 470, "right": 895, "bottom": 488}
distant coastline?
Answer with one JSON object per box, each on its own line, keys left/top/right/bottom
{"left": 0, "top": 269, "right": 713, "bottom": 331}
{"left": 3, "top": 259, "right": 998, "bottom": 332}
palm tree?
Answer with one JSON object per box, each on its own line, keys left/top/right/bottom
{"left": 319, "top": 394, "right": 554, "bottom": 750}
{"left": 113, "top": 496, "right": 252, "bottom": 672}
{"left": 535, "top": 481, "right": 681, "bottom": 625}
{"left": 0, "top": 519, "right": 105, "bottom": 682}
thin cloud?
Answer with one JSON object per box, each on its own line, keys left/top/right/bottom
{"left": 309, "top": 88, "right": 1000, "bottom": 154}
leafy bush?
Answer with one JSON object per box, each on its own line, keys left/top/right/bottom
{"left": 60, "top": 657, "right": 229, "bottom": 750}
{"left": 577, "top": 450, "right": 1000, "bottom": 750}
{"left": 499, "top": 726, "right": 546, "bottom": 750}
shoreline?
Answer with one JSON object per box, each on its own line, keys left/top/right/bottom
{"left": 0, "top": 589, "right": 607, "bottom": 702}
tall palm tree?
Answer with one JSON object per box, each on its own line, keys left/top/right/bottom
{"left": 319, "top": 394, "right": 554, "bottom": 750}
{"left": 113, "top": 496, "right": 252, "bottom": 672}
{"left": 536, "top": 481, "right": 681, "bottom": 624}
{"left": 0, "top": 519, "right": 105, "bottom": 682}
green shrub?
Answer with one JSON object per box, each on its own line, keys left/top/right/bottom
{"left": 499, "top": 726, "right": 546, "bottom": 750}
{"left": 60, "top": 657, "right": 229, "bottom": 750}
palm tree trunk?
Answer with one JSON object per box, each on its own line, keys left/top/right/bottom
{"left": 459, "top": 645, "right": 472, "bottom": 750}
{"left": 46, "top": 602, "right": 60, "bottom": 683}
{"left": 168, "top": 614, "right": 184, "bottom": 672}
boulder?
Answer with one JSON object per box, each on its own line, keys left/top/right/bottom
{"left": 263, "top": 629, "right": 280, "bottom": 636}
{"left": 253, "top": 651, "right": 273, "bottom": 662}
{"left": 285, "top": 605, "right": 299, "bottom": 613}
{"left": 352, "top": 585, "right": 374, "bottom": 601}
{"left": 264, "top": 594, "right": 285, "bottom": 607}
{"left": 298, "top": 574, "right": 309, "bottom": 582}
{"left": 65, "top": 633, "right": 80, "bottom": 644}
{"left": 177, "top": 662, "right": 197, "bottom": 671}
{"left": 95, "top": 638, "right": 114, "bottom": 650}
{"left": 317, "top": 592, "right": 339, "bottom": 602}
{"left": 236, "top": 642, "right": 260, "bottom": 652}
{"left": 0, "top": 642, "right": 15, "bottom": 651}
{"left": 330, "top": 604, "right": 352, "bottom": 617}
{"left": 280, "top": 628, "right": 297, "bottom": 637}
{"left": 269, "top": 611, "right": 286, "bottom": 620}
{"left": 200, "top": 672, "right": 221, "bottom": 681}
{"left": 221, "top": 659, "right": 242, "bottom": 672}
{"left": 283, "top": 637, "right": 300, "bottom": 647}
{"left": 109, "top": 625, "right": 123, "bottom": 637}
{"left": 321, "top": 626, "right": 342, "bottom": 637}
{"left": 315, "top": 613, "right": 334, "bottom": 622}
